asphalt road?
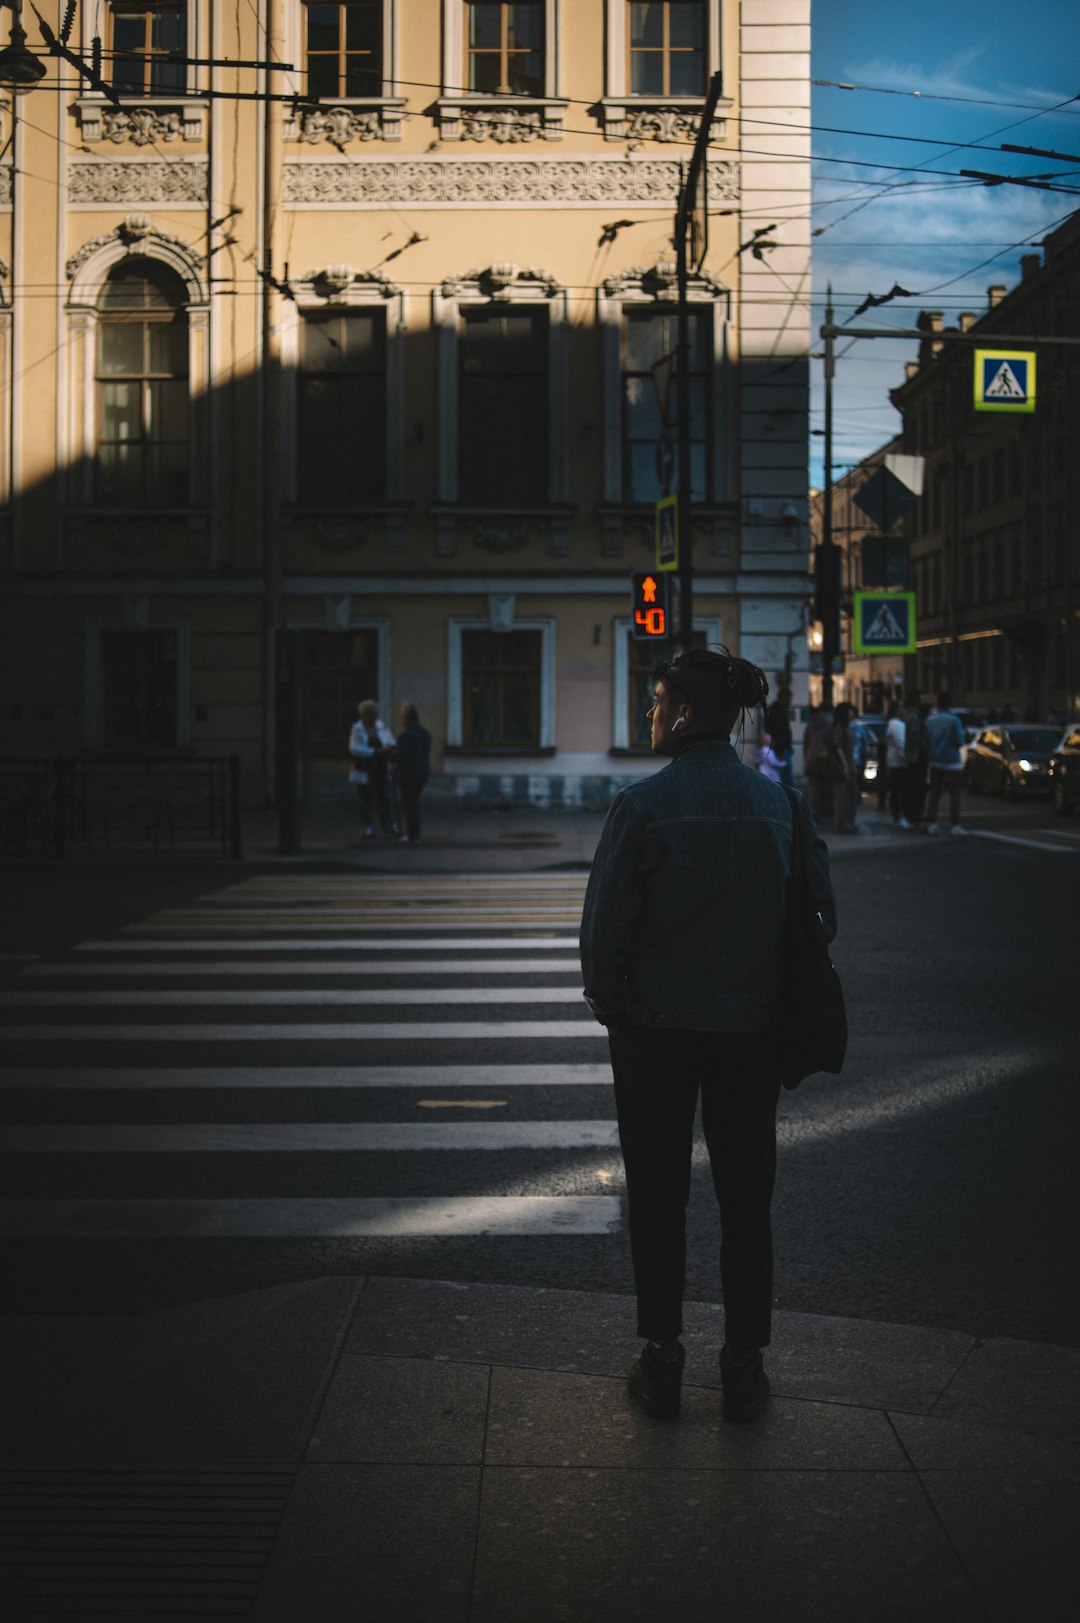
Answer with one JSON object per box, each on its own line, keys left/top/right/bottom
{"left": 2, "top": 809, "right": 1077, "bottom": 1349}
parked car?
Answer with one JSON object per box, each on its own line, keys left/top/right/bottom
{"left": 963, "top": 725, "right": 1061, "bottom": 798}
{"left": 1047, "top": 725, "right": 1080, "bottom": 816}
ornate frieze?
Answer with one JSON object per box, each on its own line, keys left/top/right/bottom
{"left": 0, "top": 168, "right": 11, "bottom": 207}
{"left": 440, "top": 264, "right": 561, "bottom": 299}
{"left": 437, "top": 100, "right": 566, "bottom": 143}
{"left": 284, "top": 157, "right": 739, "bottom": 207}
{"left": 284, "top": 99, "right": 406, "bottom": 145}
{"left": 602, "top": 260, "right": 729, "bottom": 299}
{"left": 76, "top": 100, "right": 205, "bottom": 144}
{"left": 298, "top": 266, "right": 400, "bottom": 301}
{"left": 69, "top": 161, "right": 209, "bottom": 206}
{"left": 602, "top": 99, "right": 731, "bottom": 143}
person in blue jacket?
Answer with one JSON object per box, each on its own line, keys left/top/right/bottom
{"left": 580, "top": 647, "right": 835, "bottom": 1425}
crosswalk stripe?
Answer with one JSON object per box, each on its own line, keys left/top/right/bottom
{"left": 23, "top": 958, "right": 582, "bottom": 979}
{"left": 122, "top": 918, "right": 584, "bottom": 934}
{"left": 0, "top": 1064, "right": 611, "bottom": 1090}
{"left": 0, "top": 1196, "right": 623, "bottom": 1238}
{"left": 0, "top": 1020, "right": 600, "bottom": 1042}
{"left": 1, "top": 986, "right": 583, "bottom": 1007}
{"left": 76, "top": 937, "right": 581, "bottom": 952}
{"left": 6, "top": 1121, "right": 621, "bottom": 1152}
{"left": 969, "top": 829, "right": 1080, "bottom": 854}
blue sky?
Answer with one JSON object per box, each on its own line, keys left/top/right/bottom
{"left": 805, "top": 0, "right": 1080, "bottom": 484}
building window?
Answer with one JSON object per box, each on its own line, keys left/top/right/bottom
{"left": 465, "top": 1, "right": 543, "bottom": 95}
{"left": 303, "top": 629, "right": 380, "bottom": 753}
{"left": 462, "top": 629, "right": 542, "bottom": 746}
{"left": 458, "top": 306, "right": 548, "bottom": 504}
{"left": 297, "top": 309, "right": 386, "bottom": 504}
{"left": 96, "top": 259, "right": 189, "bottom": 508}
{"left": 622, "top": 306, "right": 709, "bottom": 503}
{"left": 101, "top": 630, "right": 178, "bottom": 749}
{"left": 110, "top": 3, "right": 186, "bottom": 96}
{"left": 627, "top": 1, "right": 705, "bottom": 95}
{"left": 304, "top": 1, "right": 383, "bottom": 98}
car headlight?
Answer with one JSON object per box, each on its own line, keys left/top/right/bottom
{"left": 864, "top": 762, "right": 877, "bottom": 780}
{"left": 1017, "top": 759, "right": 1036, "bottom": 773}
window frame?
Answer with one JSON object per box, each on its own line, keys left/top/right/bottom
{"left": 626, "top": 1, "right": 707, "bottom": 98}
{"left": 84, "top": 616, "right": 191, "bottom": 751}
{"left": 283, "top": 0, "right": 405, "bottom": 140}
{"left": 301, "top": 0, "right": 384, "bottom": 101}
{"left": 76, "top": 1, "right": 205, "bottom": 142}
{"left": 446, "top": 614, "right": 556, "bottom": 750}
{"left": 433, "top": 267, "right": 569, "bottom": 552}
{"left": 107, "top": 1, "right": 188, "bottom": 98}
{"left": 294, "top": 304, "right": 390, "bottom": 508}
{"left": 439, "top": 0, "right": 565, "bottom": 140}
{"left": 280, "top": 269, "right": 406, "bottom": 545}
{"left": 463, "top": 1, "right": 545, "bottom": 97}
{"left": 602, "top": 0, "right": 726, "bottom": 140}
{"left": 287, "top": 618, "right": 391, "bottom": 760}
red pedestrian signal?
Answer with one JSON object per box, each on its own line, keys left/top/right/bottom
{"left": 631, "top": 572, "right": 669, "bottom": 640}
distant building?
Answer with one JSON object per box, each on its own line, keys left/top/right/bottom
{"left": 808, "top": 437, "right": 908, "bottom": 714}
{"left": 0, "top": 1, "right": 813, "bottom": 809}
{"left": 889, "top": 211, "right": 1080, "bottom": 724}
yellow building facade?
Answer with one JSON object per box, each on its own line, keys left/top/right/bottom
{"left": 1, "top": 0, "right": 811, "bottom": 808}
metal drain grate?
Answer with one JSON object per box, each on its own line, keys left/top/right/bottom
{"left": 0, "top": 1468, "right": 294, "bottom": 1619}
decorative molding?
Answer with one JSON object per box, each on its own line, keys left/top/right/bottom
{"left": 289, "top": 102, "right": 407, "bottom": 150}
{"left": 432, "top": 506, "right": 574, "bottom": 559}
{"left": 312, "top": 518, "right": 368, "bottom": 555}
{"left": 65, "top": 512, "right": 210, "bottom": 563}
{"left": 473, "top": 519, "right": 529, "bottom": 554}
{"left": 69, "top": 160, "right": 209, "bottom": 206}
{"left": 602, "top": 99, "right": 730, "bottom": 143}
{"left": 297, "top": 265, "right": 400, "bottom": 301}
{"left": 437, "top": 100, "right": 566, "bottom": 143}
{"left": 601, "top": 260, "right": 729, "bottom": 299}
{"left": 440, "top": 264, "right": 561, "bottom": 299}
{"left": 0, "top": 168, "right": 11, "bottom": 207}
{"left": 284, "top": 157, "right": 739, "bottom": 207}
{"left": 77, "top": 102, "right": 206, "bottom": 144}
{"left": 66, "top": 218, "right": 204, "bottom": 282}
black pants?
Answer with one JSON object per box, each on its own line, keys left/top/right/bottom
{"left": 609, "top": 1025, "right": 781, "bottom": 1351}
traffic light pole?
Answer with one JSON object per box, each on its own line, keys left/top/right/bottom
{"left": 820, "top": 288, "right": 838, "bottom": 707}
{"left": 675, "top": 71, "right": 725, "bottom": 654}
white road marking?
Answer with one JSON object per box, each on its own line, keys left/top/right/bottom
{"left": 75, "top": 937, "right": 581, "bottom": 952}
{"left": 0, "top": 1021, "right": 600, "bottom": 1042}
{"left": 24, "top": 957, "right": 582, "bottom": 979}
{"left": 0, "top": 1063, "right": 611, "bottom": 1090}
{"left": 5, "top": 1120, "right": 621, "bottom": 1152}
{"left": 0, "top": 1195, "right": 623, "bottom": 1237}
{"left": 0, "top": 986, "right": 581, "bottom": 1007}
{"left": 969, "top": 829, "right": 1080, "bottom": 854}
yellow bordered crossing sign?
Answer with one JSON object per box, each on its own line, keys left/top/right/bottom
{"left": 974, "top": 349, "right": 1036, "bottom": 414}
{"left": 655, "top": 494, "right": 678, "bottom": 571}
{"left": 853, "top": 592, "right": 916, "bottom": 655}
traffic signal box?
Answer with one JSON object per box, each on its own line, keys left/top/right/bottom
{"left": 631, "top": 572, "right": 670, "bottom": 640}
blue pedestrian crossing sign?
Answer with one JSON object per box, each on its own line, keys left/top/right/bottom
{"left": 853, "top": 592, "right": 916, "bottom": 655}
{"left": 974, "top": 349, "right": 1035, "bottom": 413}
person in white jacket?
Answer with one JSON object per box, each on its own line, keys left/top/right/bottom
{"left": 347, "top": 699, "right": 398, "bottom": 838}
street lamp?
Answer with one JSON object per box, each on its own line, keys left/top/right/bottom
{"left": 0, "top": 3, "right": 46, "bottom": 93}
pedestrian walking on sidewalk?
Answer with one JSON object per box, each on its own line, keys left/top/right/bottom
{"left": 394, "top": 701, "right": 432, "bottom": 844}
{"left": 580, "top": 647, "right": 836, "bottom": 1425}
{"left": 924, "top": 692, "right": 968, "bottom": 837}
{"left": 802, "top": 703, "right": 834, "bottom": 820}
{"left": 884, "top": 698, "right": 908, "bottom": 826}
{"left": 347, "top": 699, "right": 398, "bottom": 839}
{"left": 902, "top": 690, "right": 930, "bottom": 830}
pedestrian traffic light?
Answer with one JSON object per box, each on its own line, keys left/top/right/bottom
{"left": 631, "top": 572, "right": 669, "bottom": 640}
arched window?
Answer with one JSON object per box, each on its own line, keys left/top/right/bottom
{"left": 96, "top": 258, "right": 189, "bottom": 507}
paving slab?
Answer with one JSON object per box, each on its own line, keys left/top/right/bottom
{"left": 2, "top": 1276, "right": 360, "bottom": 1466}
{"left": 470, "top": 1466, "right": 982, "bottom": 1623}
{"left": 0, "top": 1313, "right": 130, "bottom": 1433}
{"left": 306, "top": 1354, "right": 490, "bottom": 1465}
{"left": 252, "top": 1464, "right": 479, "bottom": 1623}
{"left": 484, "top": 1366, "right": 907, "bottom": 1471}
{"left": 768, "top": 1307, "right": 975, "bottom": 1413}
{"left": 929, "top": 1334, "right": 1080, "bottom": 1438}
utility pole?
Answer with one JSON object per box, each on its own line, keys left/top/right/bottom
{"left": 674, "top": 70, "right": 725, "bottom": 653}
{"left": 816, "top": 287, "right": 841, "bottom": 707}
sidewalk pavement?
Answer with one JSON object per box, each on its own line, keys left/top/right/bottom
{"left": 3, "top": 1274, "right": 1077, "bottom": 1620}
{"left": 243, "top": 791, "right": 939, "bottom": 870}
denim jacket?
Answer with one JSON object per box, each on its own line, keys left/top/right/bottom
{"left": 579, "top": 738, "right": 836, "bottom": 1033}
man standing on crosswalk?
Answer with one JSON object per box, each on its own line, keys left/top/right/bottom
{"left": 580, "top": 648, "right": 836, "bottom": 1424}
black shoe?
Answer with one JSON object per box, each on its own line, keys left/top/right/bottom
{"left": 627, "top": 1341, "right": 685, "bottom": 1420}
{"left": 720, "top": 1346, "right": 769, "bottom": 1423}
